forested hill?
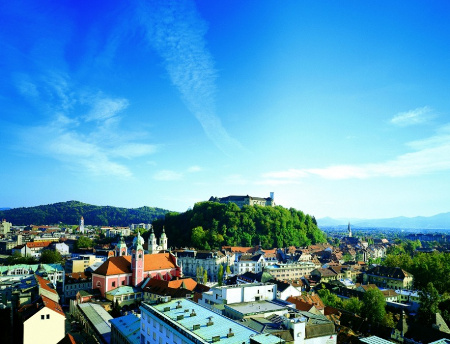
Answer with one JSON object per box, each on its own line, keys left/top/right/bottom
{"left": 152, "top": 201, "right": 326, "bottom": 249}
{"left": 0, "top": 201, "right": 169, "bottom": 226}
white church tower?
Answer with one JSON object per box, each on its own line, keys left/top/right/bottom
{"left": 79, "top": 216, "right": 85, "bottom": 234}
{"left": 148, "top": 227, "right": 158, "bottom": 254}
{"left": 159, "top": 227, "right": 168, "bottom": 251}
{"left": 147, "top": 226, "right": 168, "bottom": 254}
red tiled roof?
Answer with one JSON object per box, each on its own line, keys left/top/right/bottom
{"left": 27, "top": 241, "right": 52, "bottom": 248}
{"left": 287, "top": 294, "right": 325, "bottom": 310}
{"left": 36, "top": 275, "right": 58, "bottom": 295}
{"left": 41, "top": 295, "right": 65, "bottom": 317}
{"left": 167, "top": 278, "right": 197, "bottom": 290}
{"left": 94, "top": 253, "right": 177, "bottom": 276}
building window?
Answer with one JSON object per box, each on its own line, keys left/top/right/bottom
{"left": 112, "top": 281, "right": 116, "bottom": 287}
{"left": 46, "top": 314, "right": 50, "bottom": 319}
{"left": 41, "top": 315, "right": 45, "bottom": 320}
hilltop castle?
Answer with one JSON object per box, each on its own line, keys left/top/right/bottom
{"left": 209, "top": 192, "right": 275, "bottom": 208}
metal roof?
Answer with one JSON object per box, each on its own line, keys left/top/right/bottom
{"left": 142, "top": 299, "right": 282, "bottom": 344}
{"left": 109, "top": 314, "right": 141, "bottom": 344}
{"left": 78, "top": 303, "right": 113, "bottom": 343}
{"left": 359, "top": 336, "right": 394, "bottom": 344}
{"left": 224, "top": 300, "right": 288, "bottom": 316}
{"left": 105, "top": 285, "right": 140, "bottom": 296}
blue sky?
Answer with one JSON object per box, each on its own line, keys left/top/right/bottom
{"left": 1, "top": 0, "right": 450, "bottom": 219}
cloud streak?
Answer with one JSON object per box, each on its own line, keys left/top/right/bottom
{"left": 137, "top": 0, "right": 242, "bottom": 155}
{"left": 390, "top": 106, "right": 434, "bottom": 126}
{"left": 153, "top": 165, "right": 203, "bottom": 181}
{"left": 15, "top": 73, "right": 157, "bottom": 178}
{"left": 262, "top": 125, "right": 450, "bottom": 182}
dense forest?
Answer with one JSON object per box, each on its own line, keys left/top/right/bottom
{"left": 151, "top": 201, "right": 326, "bottom": 249}
{"left": 0, "top": 201, "right": 169, "bottom": 226}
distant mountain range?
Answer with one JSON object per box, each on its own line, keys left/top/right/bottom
{"left": 318, "top": 212, "right": 450, "bottom": 229}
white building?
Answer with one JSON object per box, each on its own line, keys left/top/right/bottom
{"left": 106, "top": 227, "right": 132, "bottom": 238}
{"left": 140, "top": 298, "right": 337, "bottom": 344}
{"left": 130, "top": 223, "right": 152, "bottom": 230}
{"left": 21, "top": 296, "right": 66, "bottom": 344}
{"left": 175, "top": 249, "right": 230, "bottom": 282}
{"left": 198, "top": 282, "right": 277, "bottom": 311}
{"left": 234, "top": 254, "right": 266, "bottom": 274}
{"left": 140, "top": 299, "right": 283, "bottom": 344}
{"left": 52, "top": 242, "right": 70, "bottom": 256}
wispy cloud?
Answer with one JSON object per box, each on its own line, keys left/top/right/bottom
{"left": 153, "top": 170, "right": 183, "bottom": 181}
{"left": 84, "top": 97, "right": 129, "bottom": 122}
{"left": 187, "top": 165, "right": 202, "bottom": 173}
{"left": 262, "top": 124, "right": 450, "bottom": 181}
{"left": 136, "top": 0, "right": 242, "bottom": 155}
{"left": 390, "top": 106, "right": 434, "bottom": 126}
{"left": 153, "top": 165, "right": 203, "bottom": 181}
{"left": 15, "top": 73, "right": 157, "bottom": 178}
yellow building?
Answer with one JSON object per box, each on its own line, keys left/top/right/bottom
{"left": 363, "top": 266, "right": 414, "bottom": 290}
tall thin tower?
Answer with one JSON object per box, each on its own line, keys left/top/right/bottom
{"left": 80, "top": 216, "right": 85, "bottom": 234}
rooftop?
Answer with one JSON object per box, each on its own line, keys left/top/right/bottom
{"left": 224, "top": 300, "right": 289, "bottom": 316}
{"left": 141, "top": 299, "right": 282, "bottom": 344}
{"left": 109, "top": 314, "right": 140, "bottom": 344}
{"left": 78, "top": 303, "right": 113, "bottom": 343}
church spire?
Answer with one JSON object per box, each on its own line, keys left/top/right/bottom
{"left": 348, "top": 222, "right": 352, "bottom": 237}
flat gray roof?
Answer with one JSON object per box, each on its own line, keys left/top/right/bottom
{"left": 142, "top": 299, "right": 282, "bottom": 344}
{"left": 225, "top": 300, "right": 288, "bottom": 316}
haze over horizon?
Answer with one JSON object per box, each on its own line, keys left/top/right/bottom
{"left": 2, "top": 1, "right": 450, "bottom": 220}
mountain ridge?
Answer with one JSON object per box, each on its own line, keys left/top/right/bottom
{"left": 318, "top": 212, "right": 450, "bottom": 229}
{"left": 0, "top": 200, "right": 171, "bottom": 226}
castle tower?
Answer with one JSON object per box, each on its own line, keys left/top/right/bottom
{"left": 159, "top": 227, "right": 168, "bottom": 251}
{"left": 348, "top": 222, "right": 352, "bottom": 238}
{"left": 131, "top": 232, "right": 145, "bottom": 286}
{"left": 115, "top": 234, "right": 127, "bottom": 256}
{"left": 148, "top": 226, "right": 158, "bottom": 254}
{"left": 80, "top": 216, "right": 85, "bottom": 234}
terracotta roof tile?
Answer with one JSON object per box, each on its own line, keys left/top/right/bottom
{"left": 94, "top": 253, "right": 177, "bottom": 276}
{"left": 27, "top": 241, "right": 52, "bottom": 248}
{"left": 36, "top": 275, "right": 58, "bottom": 295}
{"left": 41, "top": 295, "right": 65, "bottom": 317}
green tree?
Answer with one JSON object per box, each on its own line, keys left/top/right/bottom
{"left": 383, "top": 312, "right": 396, "bottom": 328}
{"left": 343, "top": 297, "right": 363, "bottom": 314}
{"left": 418, "top": 282, "right": 442, "bottom": 326}
{"left": 226, "top": 265, "right": 231, "bottom": 275}
{"left": 191, "top": 226, "right": 207, "bottom": 249}
{"left": 361, "top": 288, "right": 386, "bottom": 324}
{"left": 40, "top": 250, "right": 62, "bottom": 264}
{"left": 74, "top": 236, "right": 93, "bottom": 250}
{"left": 217, "top": 265, "right": 224, "bottom": 286}
{"left": 203, "top": 269, "right": 208, "bottom": 284}
{"left": 317, "top": 287, "right": 343, "bottom": 309}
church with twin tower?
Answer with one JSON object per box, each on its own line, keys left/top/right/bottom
{"left": 92, "top": 228, "right": 180, "bottom": 297}
{"left": 148, "top": 227, "right": 168, "bottom": 254}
